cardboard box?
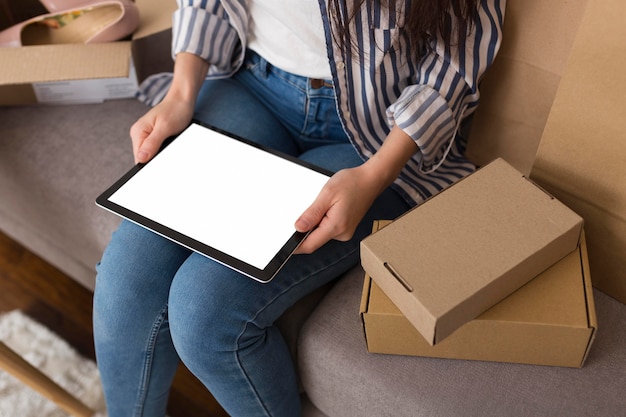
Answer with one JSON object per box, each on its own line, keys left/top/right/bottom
{"left": 360, "top": 158, "right": 583, "bottom": 345}
{"left": 530, "top": 0, "right": 626, "bottom": 304}
{"left": 0, "top": 0, "right": 176, "bottom": 106}
{"left": 465, "top": 0, "right": 590, "bottom": 176}
{"left": 360, "top": 222, "right": 597, "bottom": 368}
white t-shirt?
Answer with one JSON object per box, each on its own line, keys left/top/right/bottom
{"left": 247, "top": 0, "right": 332, "bottom": 79}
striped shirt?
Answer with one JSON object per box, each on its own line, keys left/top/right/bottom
{"left": 138, "top": 0, "right": 506, "bottom": 206}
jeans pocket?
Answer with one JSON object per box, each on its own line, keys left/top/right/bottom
{"left": 243, "top": 50, "right": 270, "bottom": 81}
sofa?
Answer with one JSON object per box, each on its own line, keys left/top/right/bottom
{"left": 2, "top": 0, "right": 625, "bottom": 416}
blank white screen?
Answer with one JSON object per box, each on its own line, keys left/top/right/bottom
{"left": 108, "top": 123, "right": 329, "bottom": 269}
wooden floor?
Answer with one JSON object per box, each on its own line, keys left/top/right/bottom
{"left": 0, "top": 230, "right": 228, "bottom": 417}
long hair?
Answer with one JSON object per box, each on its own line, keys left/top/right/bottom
{"left": 328, "top": 0, "right": 479, "bottom": 56}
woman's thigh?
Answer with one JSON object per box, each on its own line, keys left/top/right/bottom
{"left": 298, "top": 142, "right": 364, "bottom": 172}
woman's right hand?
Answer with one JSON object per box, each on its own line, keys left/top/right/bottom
{"left": 130, "top": 96, "right": 195, "bottom": 164}
{"left": 130, "top": 52, "right": 210, "bottom": 164}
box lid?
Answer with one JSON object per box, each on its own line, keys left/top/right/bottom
{"left": 360, "top": 158, "right": 583, "bottom": 345}
{"left": 133, "top": 0, "right": 176, "bottom": 40}
{"left": 365, "top": 225, "right": 592, "bottom": 327}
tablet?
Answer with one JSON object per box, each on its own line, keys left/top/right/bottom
{"left": 96, "top": 121, "right": 331, "bottom": 283}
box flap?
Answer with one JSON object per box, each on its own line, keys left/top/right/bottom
{"left": 0, "top": 42, "right": 132, "bottom": 84}
{"left": 530, "top": 0, "right": 626, "bottom": 304}
{"left": 360, "top": 220, "right": 391, "bottom": 319}
{"left": 133, "top": 0, "right": 176, "bottom": 40}
{"left": 360, "top": 158, "right": 583, "bottom": 345}
{"left": 579, "top": 231, "right": 598, "bottom": 364}
{"left": 531, "top": 0, "right": 626, "bottom": 217}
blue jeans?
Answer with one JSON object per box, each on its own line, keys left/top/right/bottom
{"left": 93, "top": 51, "right": 411, "bottom": 417}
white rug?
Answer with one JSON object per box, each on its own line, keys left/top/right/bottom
{"left": 0, "top": 310, "right": 106, "bottom": 417}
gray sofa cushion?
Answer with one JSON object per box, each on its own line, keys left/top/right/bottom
{"left": 298, "top": 265, "right": 626, "bottom": 417}
{"left": 1, "top": 99, "right": 147, "bottom": 289}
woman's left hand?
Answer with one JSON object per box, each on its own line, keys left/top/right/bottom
{"left": 294, "top": 165, "right": 381, "bottom": 254}
{"left": 294, "top": 125, "right": 418, "bottom": 254}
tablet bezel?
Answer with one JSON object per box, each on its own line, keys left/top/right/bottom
{"left": 96, "top": 120, "right": 333, "bottom": 283}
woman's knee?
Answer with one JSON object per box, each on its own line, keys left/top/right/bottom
{"left": 98, "top": 221, "right": 186, "bottom": 275}
{"left": 94, "top": 221, "right": 191, "bottom": 335}
{"left": 167, "top": 256, "right": 265, "bottom": 367}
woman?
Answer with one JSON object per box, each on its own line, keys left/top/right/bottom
{"left": 94, "top": 0, "right": 505, "bottom": 415}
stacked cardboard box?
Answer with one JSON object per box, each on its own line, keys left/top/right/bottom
{"left": 361, "top": 221, "right": 597, "bottom": 368}
{"left": 360, "top": 159, "right": 596, "bottom": 367}
{"left": 0, "top": 0, "right": 175, "bottom": 105}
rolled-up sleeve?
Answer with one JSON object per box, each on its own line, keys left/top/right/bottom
{"left": 387, "top": 0, "right": 505, "bottom": 173}
{"left": 173, "top": 0, "right": 241, "bottom": 76}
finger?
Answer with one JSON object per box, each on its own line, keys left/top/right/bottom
{"left": 135, "top": 133, "right": 162, "bottom": 163}
{"left": 130, "top": 120, "right": 149, "bottom": 162}
{"left": 294, "top": 224, "right": 335, "bottom": 254}
{"left": 294, "top": 193, "right": 332, "bottom": 233}
{"left": 132, "top": 121, "right": 168, "bottom": 164}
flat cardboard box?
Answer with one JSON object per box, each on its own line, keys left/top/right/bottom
{"left": 360, "top": 222, "right": 597, "bottom": 368}
{"left": 530, "top": 0, "right": 626, "bottom": 304}
{"left": 0, "top": 0, "right": 176, "bottom": 106}
{"left": 360, "top": 158, "right": 583, "bottom": 345}
{"left": 465, "top": 0, "right": 590, "bottom": 176}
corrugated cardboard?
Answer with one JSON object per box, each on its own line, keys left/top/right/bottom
{"left": 530, "top": 0, "right": 626, "bottom": 305}
{"left": 0, "top": 43, "right": 137, "bottom": 105}
{"left": 360, "top": 158, "right": 583, "bottom": 345}
{"left": 465, "top": 0, "right": 590, "bottom": 176}
{"left": 0, "top": 0, "right": 176, "bottom": 105}
{"left": 131, "top": 0, "right": 175, "bottom": 84}
{"left": 360, "top": 222, "right": 597, "bottom": 368}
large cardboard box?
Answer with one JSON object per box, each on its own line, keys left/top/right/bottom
{"left": 360, "top": 158, "right": 583, "bottom": 345}
{"left": 0, "top": 0, "right": 175, "bottom": 105}
{"left": 465, "top": 0, "right": 590, "bottom": 176}
{"left": 360, "top": 222, "right": 597, "bottom": 368}
{"left": 530, "top": 0, "right": 626, "bottom": 304}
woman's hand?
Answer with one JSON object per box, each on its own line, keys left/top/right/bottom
{"left": 294, "top": 125, "right": 419, "bottom": 254}
{"left": 294, "top": 165, "right": 382, "bottom": 254}
{"left": 130, "top": 98, "right": 195, "bottom": 163}
{"left": 130, "top": 52, "right": 210, "bottom": 164}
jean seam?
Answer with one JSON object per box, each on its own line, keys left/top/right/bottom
{"left": 133, "top": 304, "right": 169, "bottom": 417}
{"left": 270, "top": 69, "right": 308, "bottom": 94}
{"left": 233, "top": 245, "right": 358, "bottom": 416}
{"left": 246, "top": 53, "right": 307, "bottom": 95}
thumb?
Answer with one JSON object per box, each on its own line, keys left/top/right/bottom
{"left": 295, "top": 195, "right": 329, "bottom": 233}
{"left": 136, "top": 131, "right": 163, "bottom": 164}
{"left": 131, "top": 121, "right": 167, "bottom": 164}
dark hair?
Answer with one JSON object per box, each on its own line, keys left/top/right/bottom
{"left": 329, "top": 0, "right": 479, "bottom": 56}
